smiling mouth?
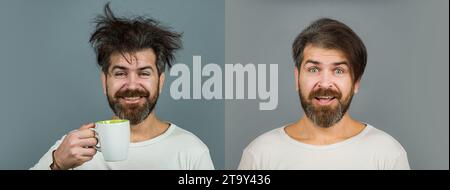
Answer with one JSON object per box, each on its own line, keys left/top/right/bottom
{"left": 119, "top": 96, "right": 146, "bottom": 104}
{"left": 314, "top": 96, "right": 336, "bottom": 105}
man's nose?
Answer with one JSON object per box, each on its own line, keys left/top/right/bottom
{"left": 317, "top": 71, "right": 333, "bottom": 89}
{"left": 124, "top": 72, "right": 140, "bottom": 89}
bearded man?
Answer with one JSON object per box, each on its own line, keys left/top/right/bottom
{"left": 31, "top": 3, "right": 214, "bottom": 170}
{"left": 238, "top": 18, "right": 410, "bottom": 170}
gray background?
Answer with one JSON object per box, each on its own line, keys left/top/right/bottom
{"left": 0, "top": 0, "right": 225, "bottom": 169}
{"left": 225, "top": 0, "right": 449, "bottom": 169}
{"left": 0, "top": 0, "right": 448, "bottom": 170}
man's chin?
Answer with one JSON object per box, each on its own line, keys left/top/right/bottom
{"left": 120, "top": 113, "right": 146, "bottom": 125}
{"left": 310, "top": 102, "right": 339, "bottom": 110}
{"left": 119, "top": 104, "right": 141, "bottom": 110}
{"left": 119, "top": 99, "right": 146, "bottom": 106}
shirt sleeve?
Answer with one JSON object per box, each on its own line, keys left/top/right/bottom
{"left": 29, "top": 136, "right": 65, "bottom": 170}
{"left": 193, "top": 150, "right": 215, "bottom": 170}
{"left": 237, "top": 148, "right": 258, "bottom": 170}
{"left": 391, "top": 151, "right": 411, "bottom": 170}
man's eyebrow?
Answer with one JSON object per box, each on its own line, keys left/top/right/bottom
{"left": 138, "top": 66, "right": 154, "bottom": 71}
{"left": 333, "top": 61, "right": 349, "bottom": 67}
{"left": 304, "top": 60, "right": 349, "bottom": 67}
{"left": 304, "top": 59, "right": 321, "bottom": 65}
{"left": 110, "top": 65, "right": 155, "bottom": 71}
{"left": 111, "top": 65, "right": 128, "bottom": 71}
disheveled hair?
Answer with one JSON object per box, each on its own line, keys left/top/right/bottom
{"left": 89, "top": 3, "right": 182, "bottom": 75}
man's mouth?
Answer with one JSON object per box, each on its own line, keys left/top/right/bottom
{"left": 119, "top": 96, "right": 146, "bottom": 104}
{"left": 314, "top": 96, "right": 337, "bottom": 105}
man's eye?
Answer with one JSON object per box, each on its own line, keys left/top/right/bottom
{"left": 114, "top": 72, "right": 126, "bottom": 77}
{"left": 140, "top": 72, "right": 151, "bottom": 76}
{"left": 335, "top": 68, "right": 344, "bottom": 74}
{"left": 308, "top": 67, "right": 319, "bottom": 73}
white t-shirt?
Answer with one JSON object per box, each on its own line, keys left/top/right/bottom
{"left": 238, "top": 124, "right": 410, "bottom": 170}
{"left": 30, "top": 124, "right": 214, "bottom": 170}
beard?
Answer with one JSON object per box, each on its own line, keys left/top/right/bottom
{"left": 299, "top": 86, "right": 354, "bottom": 128}
{"left": 106, "top": 86, "right": 159, "bottom": 125}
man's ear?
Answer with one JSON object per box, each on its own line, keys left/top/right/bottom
{"left": 158, "top": 72, "right": 165, "bottom": 94}
{"left": 294, "top": 67, "right": 300, "bottom": 91}
{"left": 101, "top": 72, "right": 107, "bottom": 95}
{"left": 354, "top": 79, "right": 361, "bottom": 94}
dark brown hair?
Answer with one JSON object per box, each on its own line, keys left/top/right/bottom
{"left": 292, "top": 18, "right": 367, "bottom": 82}
{"left": 89, "top": 3, "right": 182, "bottom": 75}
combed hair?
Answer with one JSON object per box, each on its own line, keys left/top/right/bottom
{"left": 292, "top": 18, "right": 367, "bottom": 82}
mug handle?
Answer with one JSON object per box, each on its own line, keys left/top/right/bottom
{"left": 90, "top": 128, "right": 101, "bottom": 152}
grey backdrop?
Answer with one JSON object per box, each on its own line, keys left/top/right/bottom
{"left": 0, "top": 0, "right": 224, "bottom": 169}
{"left": 0, "top": 0, "right": 448, "bottom": 170}
{"left": 225, "top": 0, "right": 449, "bottom": 169}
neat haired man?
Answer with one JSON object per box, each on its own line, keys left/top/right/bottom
{"left": 238, "top": 18, "right": 410, "bottom": 170}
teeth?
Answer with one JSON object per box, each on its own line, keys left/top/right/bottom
{"left": 123, "top": 97, "right": 140, "bottom": 100}
{"left": 317, "top": 96, "right": 333, "bottom": 99}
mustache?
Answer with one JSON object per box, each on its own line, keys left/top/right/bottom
{"left": 308, "top": 88, "right": 342, "bottom": 100}
{"left": 115, "top": 88, "right": 150, "bottom": 98}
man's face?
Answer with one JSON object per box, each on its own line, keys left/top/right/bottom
{"left": 101, "top": 49, "right": 165, "bottom": 125}
{"left": 295, "top": 45, "right": 360, "bottom": 128}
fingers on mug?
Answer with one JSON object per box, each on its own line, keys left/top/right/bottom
{"left": 90, "top": 128, "right": 101, "bottom": 152}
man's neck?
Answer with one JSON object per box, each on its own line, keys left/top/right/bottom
{"left": 285, "top": 113, "right": 366, "bottom": 145}
{"left": 127, "top": 112, "right": 170, "bottom": 143}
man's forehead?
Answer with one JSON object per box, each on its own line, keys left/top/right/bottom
{"left": 109, "top": 50, "right": 156, "bottom": 69}
{"left": 110, "top": 59, "right": 153, "bottom": 69}
{"left": 303, "top": 45, "right": 349, "bottom": 66}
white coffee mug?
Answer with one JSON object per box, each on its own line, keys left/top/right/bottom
{"left": 93, "top": 119, "right": 130, "bottom": 162}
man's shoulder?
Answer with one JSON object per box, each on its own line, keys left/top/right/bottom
{"left": 165, "top": 123, "right": 210, "bottom": 152}
{"left": 244, "top": 126, "right": 286, "bottom": 153}
{"left": 362, "top": 124, "right": 407, "bottom": 155}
